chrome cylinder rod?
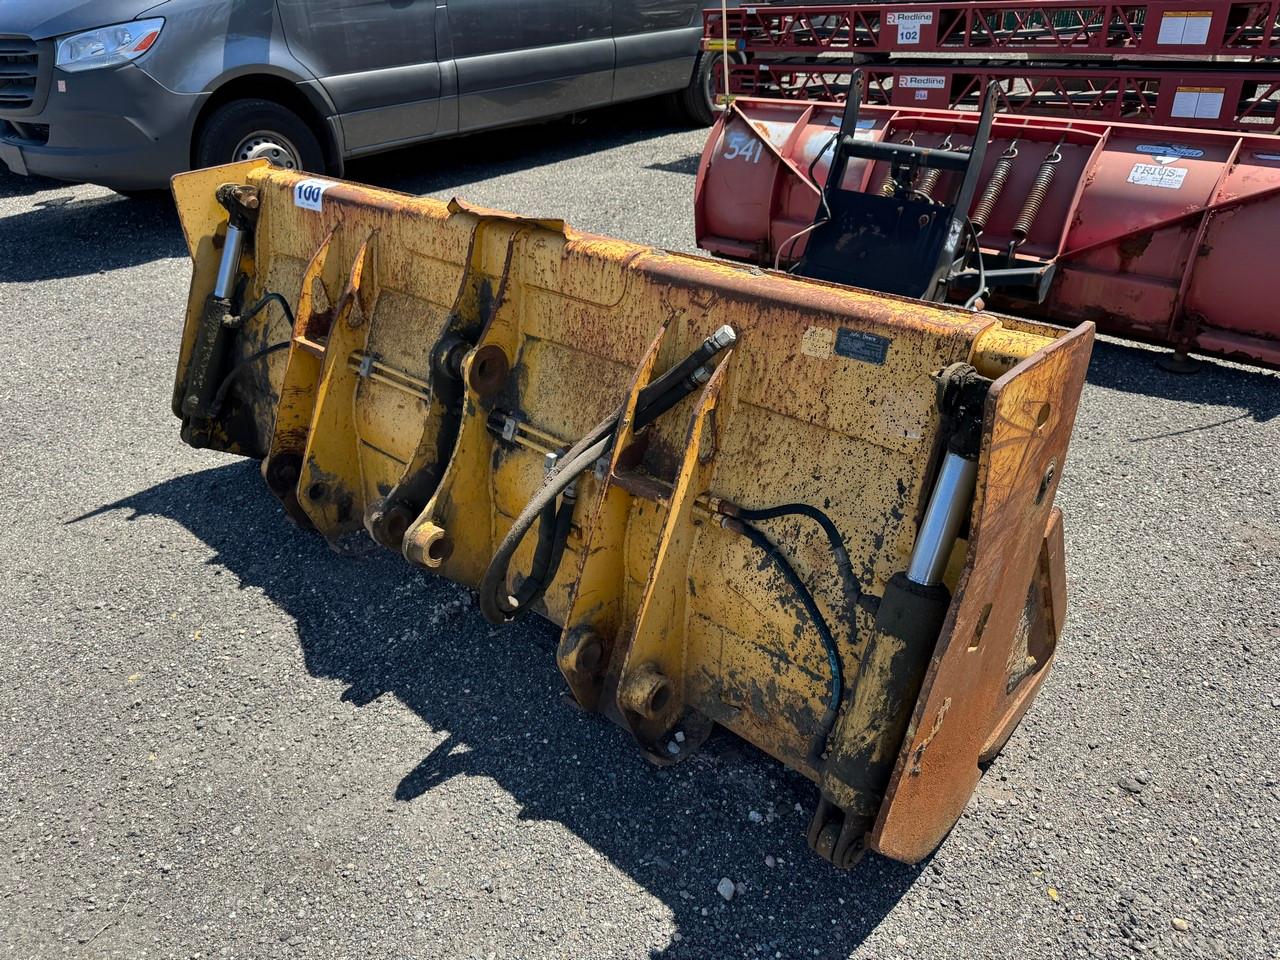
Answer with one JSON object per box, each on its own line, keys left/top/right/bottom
{"left": 906, "top": 451, "right": 979, "bottom": 586}
{"left": 213, "top": 224, "right": 246, "bottom": 300}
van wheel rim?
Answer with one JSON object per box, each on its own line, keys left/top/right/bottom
{"left": 704, "top": 54, "right": 728, "bottom": 113}
{"left": 233, "top": 131, "right": 303, "bottom": 169}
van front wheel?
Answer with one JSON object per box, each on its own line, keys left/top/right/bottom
{"left": 195, "top": 99, "right": 326, "bottom": 174}
{"left": 672, "top": 51, "right": 731, "bottom": 127}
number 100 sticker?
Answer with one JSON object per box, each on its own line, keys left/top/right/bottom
{"left": 294, "top": 178, "right": 334, "bottom": 211}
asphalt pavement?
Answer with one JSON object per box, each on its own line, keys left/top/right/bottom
{"left": 1, "top": 100, "right": 1278, "bottom": 960}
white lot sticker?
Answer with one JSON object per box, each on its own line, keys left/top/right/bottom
{"left": 1156, "top": 10, "right": 1212, "bottom": 45}
{"left": 900, "top": 74, "right": 946, "bottom": 89}
{"left": 915, "top": 90, "right": 929, "bottom": 100}
{"left": 1127, "top": 163, "right": 1188, "bottom": 189}
{"left": 1172, "top": 86, "right": 1224, "bottom": 120}
{"left": 801, "top": 326, "right": 834, "bottom": 359}
{"left": 887, "top": 9, "right": 932, "bottom": 44}
{"left": 293, "top": 178, "right": 334, "bottom": 211}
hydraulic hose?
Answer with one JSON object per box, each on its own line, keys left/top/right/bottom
{"left": 634, "top": 365, "right": 713, "bottom": 430}
{"left": 719, "top": 501, "right": 858, "bottom": 765}
{"left": 241, "top": 291, "right": 297, "bottom": 328}
{"left": 210, "top": 341, "right": 290, "bottom": 415}
{"left": 478, "top": 326, "right": 738, "bottom": 625}
{"left": 724, "top": 516, "right": 843, "bottom": 768}
{"left": 506, "top": 482, "right": 578, "bottom": 612}
{"left": 207, "top": 290, "right": 299, "bottom": 415}
{"left": 720, "top": 502, "right": 858, "bottom": 609}
{"left": 636, "top": 325, "right": 737, "bottom": 417}
{"left": 509, "top": 322, "right": 736, "bottom": 482}
{"left": 478, "top": 432, "right": 607, "bottom": 625}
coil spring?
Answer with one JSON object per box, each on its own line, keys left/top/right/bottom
{"left": 970, "top": 141, "right": 1018, "bottom": 234}
{"left": 910, "top": 136, "right": 952, "bottom": 202}
{"left": 914, "top": 166, "right": 943, "bottom": 201}
{"left": 877, "top": 134, "right": 915, "bottom": 196}
{"left": 1011, "top": 141, "right": 1064, "bottom": 245}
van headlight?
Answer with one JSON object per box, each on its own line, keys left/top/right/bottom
{"left": 56, "top": 18, "right": 164, "bottom": 73}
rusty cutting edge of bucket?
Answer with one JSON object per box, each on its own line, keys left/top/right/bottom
{"left": 170, "top": 159, "right": 1094, "bottom": 867}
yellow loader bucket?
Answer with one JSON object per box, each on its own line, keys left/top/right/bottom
{"left": 171, "top": 161, "right": 1094, "bottom": 867}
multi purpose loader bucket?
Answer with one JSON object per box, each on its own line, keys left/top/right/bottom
{"left": 171, "top": 160, "right": 1094, "bottom": 866}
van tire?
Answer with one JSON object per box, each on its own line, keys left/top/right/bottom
{"left": 195, "top": 98, "right": 326, "bottom": 174}
{"left": 672, "top": 52, "right": 726, "bottom": 127}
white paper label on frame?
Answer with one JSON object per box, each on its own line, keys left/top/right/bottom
{"left": 1156, "top": 10, "right": 1212, "bottom": 45}
{"left": 294, "top": 178, "right": 334, "bottom": 211}
{"left": 887, "top": 10, "right": 932, "bottom": 44}
{"left": 1127, "top": 163, "right": 1188, "bottom": 189}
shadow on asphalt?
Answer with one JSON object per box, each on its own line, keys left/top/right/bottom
{"left": 346, "top": 99, "right": 697, "bottom": 195}
{"left": 0, "top": 185, "right": 186, "bottom": 282}
{"left": 85, "top": 460, "right": 923, "bottom": 958}
{"left": 0, "top": 101, "right": 693, "bottom": 283}
{"left": 646, "top": 154, "right": 703, "bottom": 176}
{"left": 0, "top": 167, "right": 62, "bottom": 199}
{"left": 1086, "top": 338, "right": 1280, "bottom": 424}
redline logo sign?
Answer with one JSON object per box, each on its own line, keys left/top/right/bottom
{"left": 887, "top": 9, "right": 932, "bottom": 44}
{"left": 900, "top": 75, "right": 946, "bottom": 89}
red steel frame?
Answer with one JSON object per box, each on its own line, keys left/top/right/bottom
{"left": 726, "top": 60, "right": 1280, "bottom": 130}
{"left": 693, "top": 98, "right": 1280, "bottom": 367}
{"left": 704, "top": 0, "right": 1280, "bottom": 58}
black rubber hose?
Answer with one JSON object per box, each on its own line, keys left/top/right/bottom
{"left": 478, "top": 433, "right": 610, "bottom": 624}
{"left": 634, "top": 367, "right": 711, "bottom": 431}
{"left": 241, "top": 291, "right": 297, "bottom": 328}
{"left": 725, "top": 516, "right": 844, "bottom": 768}
{"left": 635, "top": 324, "right": 735, "bottom": 413}
{"left": 726, "top": 503, "right": 859, "bottom": 609}
{"left": 483, "top": 377, "right": 695, "bottom": 623}
{"left": 209, "top": 341, "right": 290, "bottom": 415}
{"left": 478, "top": 327, "right": 737, "bottom": 625}
{"left": 203, "top": 291, "right": 298, "bottom": 417}
{"left": 507, "top": 486, "right": 577, "bottom": 612}
{"left": 508, "top": 499, "right": 558, "bottom": 608}
{"left": 554, "top": 324, "right": 736, "bottom": 479}
{"left": 482, "top": 384, "right": 685, "bottom": 623}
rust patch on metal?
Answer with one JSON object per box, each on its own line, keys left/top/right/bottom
{"left": 467, "top": 344, "right": 510, "bottom": 398}
{"left": 871, "top": 322, "right": 1094, "bottom": 864}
